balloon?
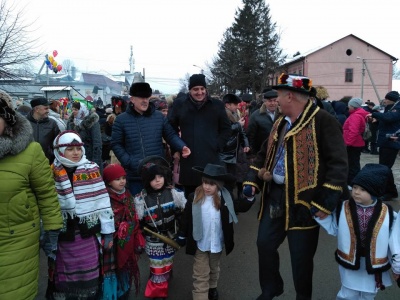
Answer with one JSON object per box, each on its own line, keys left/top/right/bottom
{"left": 46, "top": 60, "right": 51, "bottom": 66}
{"left": 57, "top": 65, "right": 62, "bottom": 71}
{"left": 48, "top": 65, "right": 53, "bottom": 70}
{"left": 53, "top": 67, "right": 58, "bottom": 73}
{"left": 52, "top": 61, "right": 57, "bottom": 67}
{"left": 48, "top": 56, "right": 54, "bottom": 63}
{"left": 53, "top": 50, "right": 58, "bottom": 57}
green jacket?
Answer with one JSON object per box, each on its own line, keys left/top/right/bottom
{"left": 0, "top": 113, "right": 62, "bottom": 300}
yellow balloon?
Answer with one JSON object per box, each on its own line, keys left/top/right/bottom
{"left": 49, "top": 56, "right": 53, "bottom": 63}
{"left": 52, "top": 61, "right": 57, "bottom": 67}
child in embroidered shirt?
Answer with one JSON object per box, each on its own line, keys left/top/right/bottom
{"left": 134, "top": 155, "right": 187, "bottom": 300}
{"left": 315, "top": 163, "right": 395, "bottom": 300}
{"left": 102, "top": 164, "right": 145, "bottom": 299}
{"left": 50, "top": 131, "right": 115, "bottom": 299}
{"left": 178, "top": 164, "right": 238, "bottom": 300}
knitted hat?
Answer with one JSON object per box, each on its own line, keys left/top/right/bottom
{"left": 138, "top": 155, "right": 171, "bottom": 187}
{"left": 348, "top": 98, "right": 363, "bottom": 108}
{"left": 129, "top": 82, "right": 152, "bottom": 98}
{"left": 188, "top": 74, "right": 207, "bottom": 90}
{"left": 103, "top": 164, "right": 126, "bottom": 183}
{"left": 351, "top": 163, "right": 390, "bottom": 197}
{"left": 222, "top": 93, "right": 241, "bottom": 104}
{"left": 263, "top": 89, "right": 278, "bottom": 99}
{"left": 385, "top": 91, "right": 400, "bottom": 102}
{"left": 0, "top": 96, "right": 16, "bottom": 126}
{"left": 272, "top": 73, "right": 312, "bottom": 95}
{"left": 53, "top": 130, "right": 85, "bottom": 156}
{"left": 30, "top": 97, "right": 49, "bottom": 108}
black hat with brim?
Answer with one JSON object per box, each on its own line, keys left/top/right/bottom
{"left": 192, "top": 164, "right": 235, "bottom": 183}
{"left": 272, "top": 73, "right": 312, "bottom": 95}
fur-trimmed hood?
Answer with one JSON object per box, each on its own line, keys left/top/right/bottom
{"left": 0, "top": 113, "right": 34, "bottom": 159}
{"left": 68, "top": 111, "right": 99, "bottom": 130}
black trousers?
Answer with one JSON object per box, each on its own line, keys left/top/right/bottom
{"left": 346, "top": 146, "right": 363, "bottom": 186}
{"left": 379, "top": 147, "right": 399, "bottom": 197}
{"left": 257, "top": 184, "right": 320, "bottom": 300}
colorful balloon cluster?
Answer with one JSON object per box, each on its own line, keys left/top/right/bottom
{"left": 45, "top": 50, "right": 62, "bottom": 73}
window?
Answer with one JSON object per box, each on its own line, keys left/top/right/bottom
{"left": 345, "top": 68, "right": 353, "bottom": 82}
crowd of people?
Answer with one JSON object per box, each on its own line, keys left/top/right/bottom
{"left": 1, "top": 72, "right": 400, "bottom": 300}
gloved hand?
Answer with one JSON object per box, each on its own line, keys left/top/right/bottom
{"left": 243, "top": 185, "right": 254, "bottom": 198}
{"left": 103, "top": 233, "right": 114, "bottom": 250}
{"left": 42, "top": 230, "right": 60, "bottom": 260}
{"left": 174, "top": 236, "right": 186, "bottom": 247}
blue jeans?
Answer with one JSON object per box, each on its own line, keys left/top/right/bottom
{"left": 257, "top": 187, "right": 320, "bottom": 300}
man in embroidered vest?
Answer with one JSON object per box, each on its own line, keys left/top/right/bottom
{"left": 243, "top": 74, "right": 348, "bottom": 300}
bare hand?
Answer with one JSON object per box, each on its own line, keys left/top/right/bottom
{"left": 181, "top": 146, "right": 191, "bottom": 158}
{"left": 173, "top": 151, "right": 180, "bottom": 160}
{"left": 239, "top": 117, "right": 245, "bottom": 127}
{"left": 243, "top": 147, "right": 250, "bottom": 153}
{"left": 315, "top": 211, "right": 328, "bottom": 220}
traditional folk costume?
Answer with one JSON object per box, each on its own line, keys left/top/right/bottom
{"left": 316, "top": 164, "right": 395, "bottom": 299}
{"left": 102, "top": 164, "right": 145, "bottom": 299}
{"left": 51, "top": 131, "right": 115, "bottom": 299}
{"left": 134, "top": 156, "right": 187, "bottom": 299}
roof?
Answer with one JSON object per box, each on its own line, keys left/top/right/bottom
{"left": 40, "top": 86, "right": 72, "bottom": 91}
{"left": 81, "top": 73, "right": 121, "bottom": 90}
{"left": 283, "top": 34, "right": 398, "bottom": 66}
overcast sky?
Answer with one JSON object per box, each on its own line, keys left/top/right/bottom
{"left": 9, "top": 0, "right": 400, "bottom": 94}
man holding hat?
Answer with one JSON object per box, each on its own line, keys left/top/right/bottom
{"left": 111, "top": 82, "right": 190, "bottom": 196}
{"left": 243, "top": 74, "right": 348, "bottom": 300}
{"left": 367, "top": 90, "right": 400, "bottom": 201}
{"left": 168, "top": 74, "right": 231, "bottom": 197}
{"left": 246, "top": 88, "right": 278, "bottom": 157}
{"left": 26, "top": 97, "right": 60, "bottom": 164}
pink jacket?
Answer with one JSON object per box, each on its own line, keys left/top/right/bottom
{"left": 343, "top": 108, "right": 369, "bottom": 147}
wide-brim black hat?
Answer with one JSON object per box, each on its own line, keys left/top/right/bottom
{"left": 192, "top": 164, "right": 235, "bottom": 182}
{"left": 272, "top": 73, "right": 312, "bottom": 95}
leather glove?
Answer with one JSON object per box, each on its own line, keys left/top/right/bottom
{"left": 174, "top": 236, "right": 186, "bottom": 247}
{"left": 42, "top": 230, "right": 60, "bottom": 260}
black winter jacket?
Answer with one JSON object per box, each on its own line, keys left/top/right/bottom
{"left": 26, "top": 112, "right": 60, "bottom": 164}
{"left": 168, "top": 95, "right": 231, "bottom": 186}
{"left": 371, "top": 101, "right": 400, "bottom": 149}
{"left": 220, "top": 120, "right": 249, "bottom": 164}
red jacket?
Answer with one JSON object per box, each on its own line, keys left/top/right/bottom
{"left": 343, "top": 108, "right": 369, "bottom": 147}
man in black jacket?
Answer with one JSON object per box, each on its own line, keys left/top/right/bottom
{"left": 168, "top": 74, "right": 231, "bottom": 197}
{"left": 27, "top": 97, "right": 60, "bottom": 164}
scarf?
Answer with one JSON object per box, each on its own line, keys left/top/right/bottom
{"left": 52, "top": 159, "right": 113, "bottom": 225}
{"left": 74, "top": 102, "right": 89, "bottom": 126}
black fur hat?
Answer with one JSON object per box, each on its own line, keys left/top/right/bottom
{"left": 129, "top": 82, "right": 152, "bottom": 98}
{"left": 222, "top": 93, "right": 241, "bottom": 104}
{"left": 138, "top": 155, "right": 171, "bottom": 188}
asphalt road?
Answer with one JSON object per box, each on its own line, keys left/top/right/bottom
{"left": 36, "top": 153, "right": 400, "bottom": 299}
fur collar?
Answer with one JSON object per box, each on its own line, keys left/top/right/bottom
{"left": 69, "top": 112, "right": 99, "bottom": 130}
{"left": 225, "top": 107, "right": 239, "bottom": 123}
{"left": 0, "top": 113, "right": 34, "bottom": 159}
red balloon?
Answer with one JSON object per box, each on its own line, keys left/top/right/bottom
{"left": 57, "top": 65, "right": 62, "bottom": 71}
{"left": 53, "top": 50, "right": 58, "bottom": 57}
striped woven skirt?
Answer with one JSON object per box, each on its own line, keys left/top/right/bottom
{"left": 54, "top": 233, "right": 100, "bottom": 299}
{"left": 144, "top": 240, "right": 176, "bottom": 298}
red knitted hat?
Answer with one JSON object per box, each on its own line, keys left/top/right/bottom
{"left": 103, "top": 164, "right": 126, "bottom": 183}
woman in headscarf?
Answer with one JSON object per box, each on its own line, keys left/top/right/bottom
{"left": 67, "top": 101, "right": 103, "bottom": 173}
{"left": 0, "top": 91, "right": 62, "bottom": 300}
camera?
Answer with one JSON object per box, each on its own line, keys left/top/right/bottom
{"left": 386, "top": 131, "right": 400, "bottom": 139}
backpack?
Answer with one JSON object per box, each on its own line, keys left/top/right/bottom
{"left": 363, "top": 122, "right": 372, "bottom": 140}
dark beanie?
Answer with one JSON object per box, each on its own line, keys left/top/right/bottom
{"left": 385, "top": 91, "right": 399, "bottom": 102}
{"left": 129, "top": 82, "right": 152, "bottom": 98}
{"left": 189, "top": 74, "right": 207, "bottom": 90}
{"left": 351, "top": 163, "right": 390, "bottom": 197}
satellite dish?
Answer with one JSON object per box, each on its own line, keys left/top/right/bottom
{"left": 105, "top": 87, "right": 111, "bottom": 94}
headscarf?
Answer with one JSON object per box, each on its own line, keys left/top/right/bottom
{"left": 53, "top": 130, "right": 89, "bottom": 168}
{"left": 73, "top": 102, "right": 89, "bottom": 126}
{"left": 0, "top": 96, "right": 16, "bottom": 126}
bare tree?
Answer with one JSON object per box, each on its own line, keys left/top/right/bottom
{"left": 61, "top": 59, "right": 74, "bottom": 74}
{"left": 0, "top": 1, "right": 41, "bottom": 79}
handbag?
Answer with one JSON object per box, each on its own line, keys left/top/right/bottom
{"left": 363, "top": 122, "right": 372, "bottom": 140}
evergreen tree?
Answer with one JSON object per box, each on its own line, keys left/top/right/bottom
{"left": 210, "top": 0, "right": 285, "bottom": 97}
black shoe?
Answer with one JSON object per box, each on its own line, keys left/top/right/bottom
{"left": 370, "top": 151, "right": 379, "bottom": 155}
{"left": 361, "top": 149, "right": 370, "bottom": 153}
{"left": 256, "top": 289, "right": 283, "bottom": 300}
{"left": 208, "top": 288, "right": 219, "bottom": 300}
